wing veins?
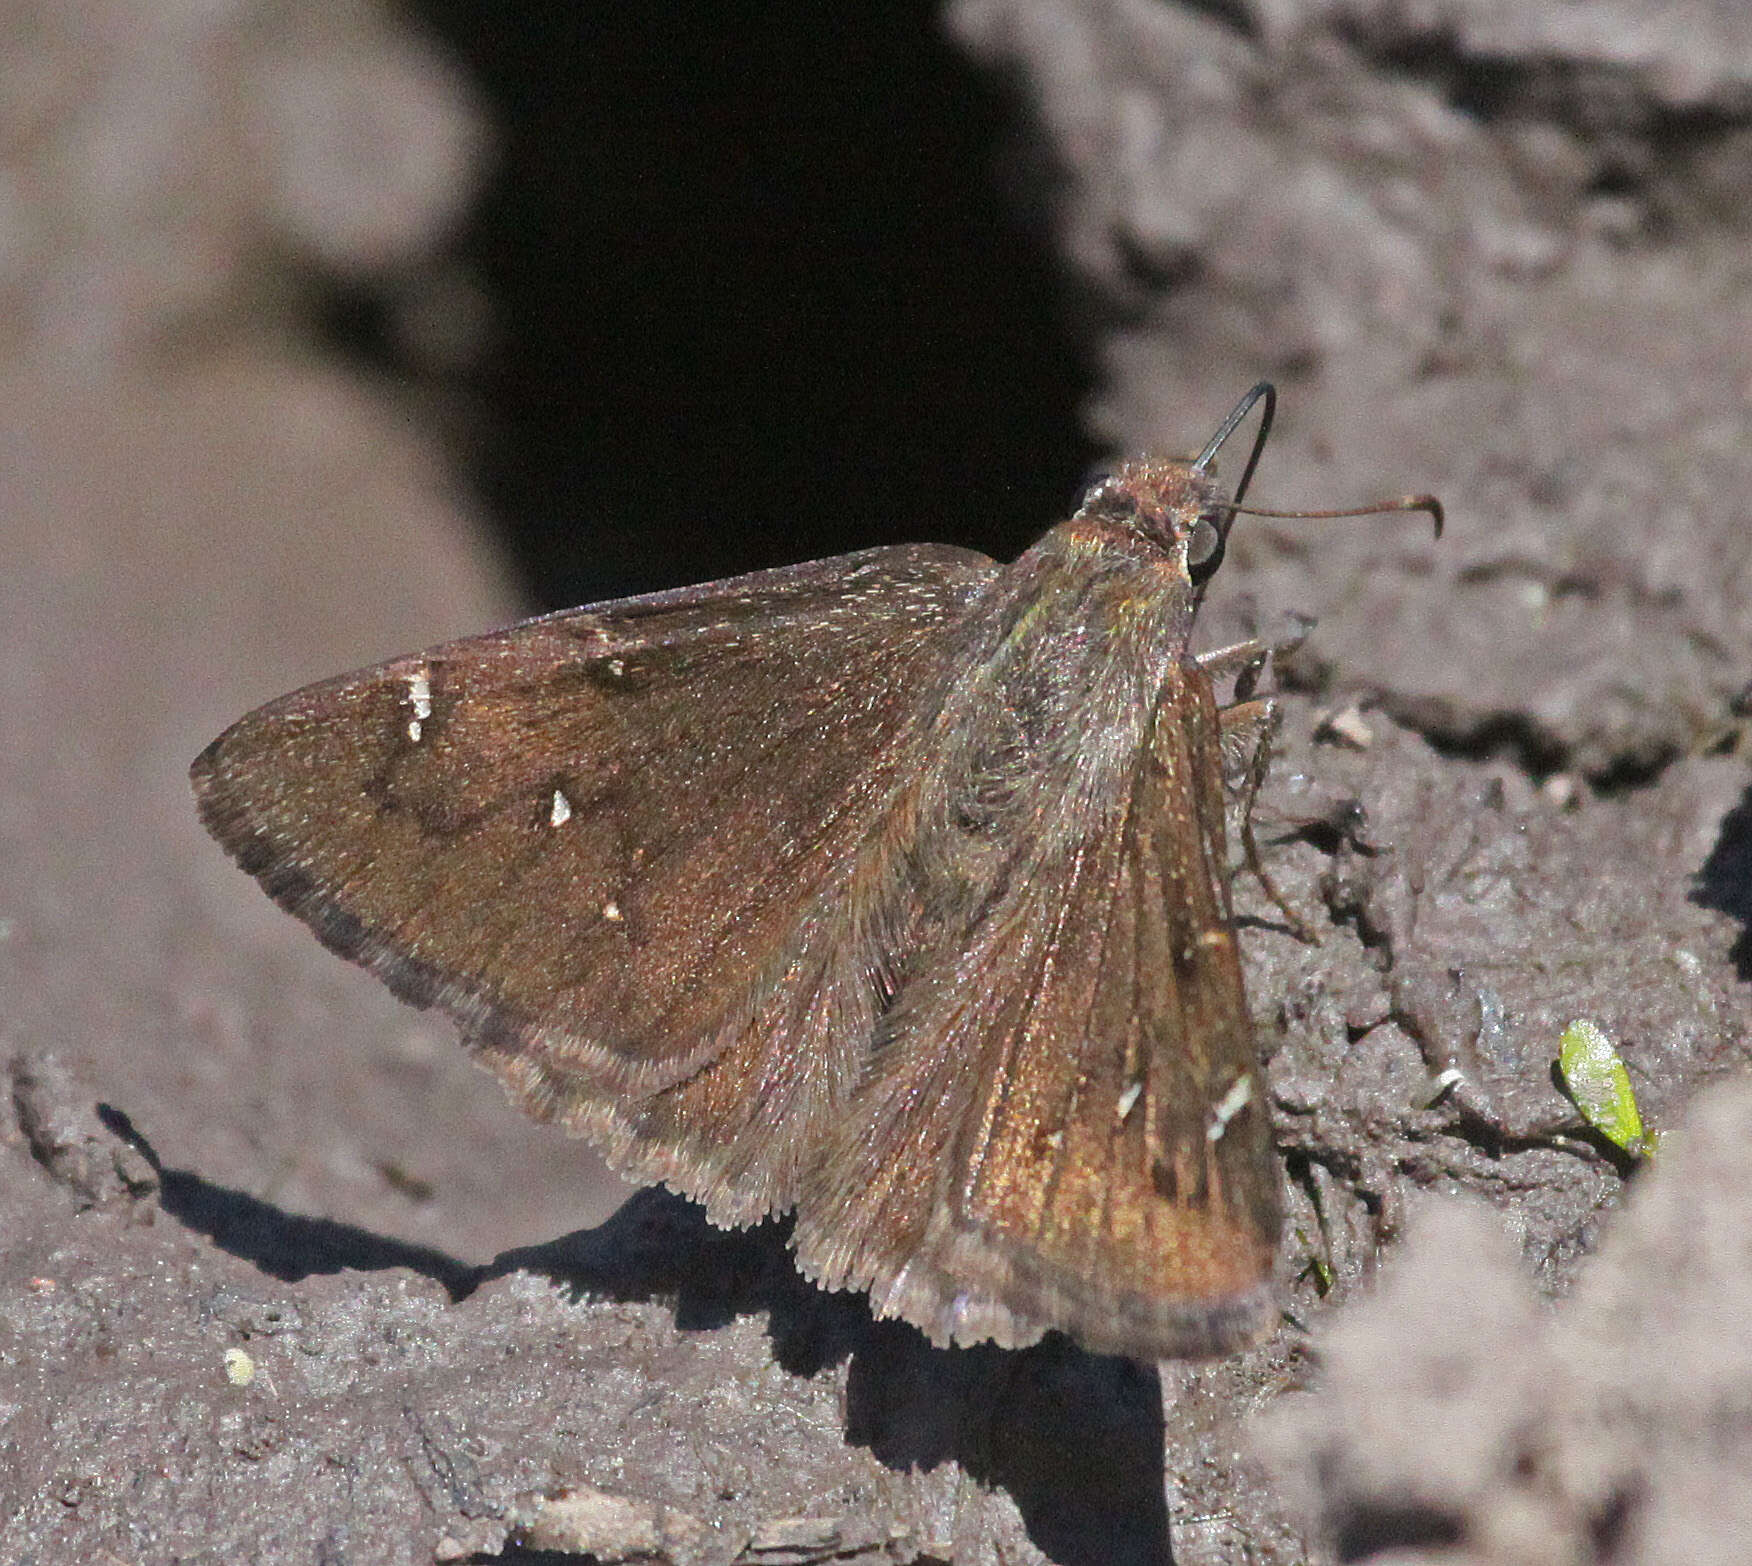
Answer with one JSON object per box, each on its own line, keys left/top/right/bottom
{"left": 1057, "top": 746, "right": 1158, "bottom": 1258}
{"left": 960, "top": 835, "right": 1091, "bottom": 1219}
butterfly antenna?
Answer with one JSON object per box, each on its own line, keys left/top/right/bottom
{"left": 1193, "top": 381, "right": 1276, "bottom": 509}
{"left": 1218, "top": 493, "right": 1445, "bottom": 538}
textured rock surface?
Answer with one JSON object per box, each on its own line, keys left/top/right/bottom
{"left": 952, "top": 0, "right": 1752, "bottom": 780}
{"left": 3, "top": 2, "right": 1750, "bottom": 1563}
{"left": 1262, "top": 1082, "right": 1752, "bottom": 1566}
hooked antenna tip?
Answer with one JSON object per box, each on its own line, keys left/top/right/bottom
{"left": 1403, "top": 494, "right": 1444, "bottom": 538}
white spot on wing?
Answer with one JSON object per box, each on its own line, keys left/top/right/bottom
{"left": 1116, "top": 1079, "right": 1143, "bottom": 1123}
{"left": 602, "top": 900, "right": 623, "bottom": 923}
{"left": 550, "top": 789, "right": 572, "bottom": 826}
{"left": 1205, "top": 1072, "right": 1255, "bottom": 1142}
{"left": 404, "top": 667, "right": 433, "bottom": 743}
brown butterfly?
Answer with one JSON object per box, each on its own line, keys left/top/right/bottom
{"left": 192, "top": 383, "right": 1438, "bottom": 1360}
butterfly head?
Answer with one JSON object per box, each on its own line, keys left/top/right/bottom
{"left": 1073, "top": 381, "right": 1277, "bottom": 593}
{"left": 1074, "top": 459, "right": 1235, "bottom": 589}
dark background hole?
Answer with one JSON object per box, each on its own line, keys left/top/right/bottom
{"left": 377, "top": 4, "right": 1097, "bottom": 607}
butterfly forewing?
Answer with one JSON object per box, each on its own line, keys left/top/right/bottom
{"left": 193, "top": 544, "right": 999, "bottom": 1217}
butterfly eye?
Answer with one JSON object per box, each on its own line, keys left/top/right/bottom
{"left": 1186, "top": 515, "right": 1225, "bottom": 578}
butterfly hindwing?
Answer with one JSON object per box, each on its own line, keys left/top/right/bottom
{"left": 790, "top": 660, "right": 1280, "bottom": 1359}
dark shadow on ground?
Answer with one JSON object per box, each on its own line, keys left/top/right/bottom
{"left": 490, "top": 1188, "right": 1174, "bottom": 1566}
{"left": 129, "top": 1109, "right": 1174, "bottom": 1566}
{"left": 97, "top": 1103, "right": 479, "bottom": 1297}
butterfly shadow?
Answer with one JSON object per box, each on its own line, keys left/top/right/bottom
{"left": 106, "top": 1101, "right": 1173, "bottom": 1566}
{"left": 484, "top": 1187, "right": 1176, "bottom": 1566}
{"left": 95, "top": 1104, "right": 481, "bottom": 1294}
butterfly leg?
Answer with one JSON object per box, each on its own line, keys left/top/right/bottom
{"left": 1217, "top": 698, "right": 1318, "bottom": 942}
{"left": 1195, "top": 612, "right": 1314, "bottom": 694}
{"left": 1196, "top": 637, "right": 1270, "bottom": 689}
{"left": 1199, "top": 624, "right": 1319, "bottom": 944}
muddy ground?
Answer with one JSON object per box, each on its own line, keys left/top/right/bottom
{"left": 3, "top": 2, "right": 1750, "bottom": 1563}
